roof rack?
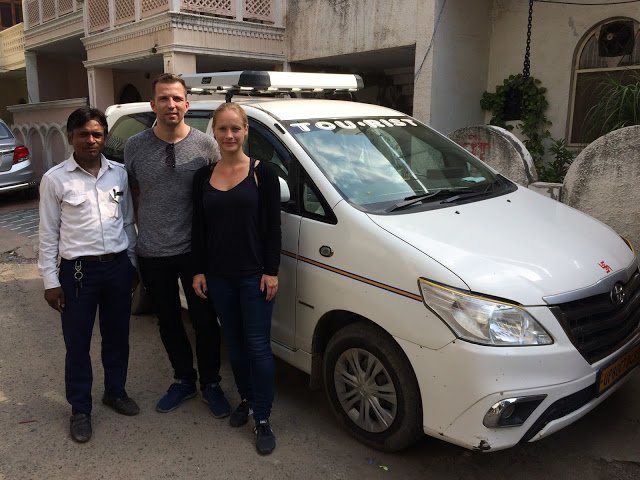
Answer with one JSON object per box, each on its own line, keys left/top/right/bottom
{"left": 180, "top": 70, "right": 364, "bottom": 102}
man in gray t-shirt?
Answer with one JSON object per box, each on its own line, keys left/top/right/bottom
{"left": 125, "top": 73, "right": 230, "bottom": 418}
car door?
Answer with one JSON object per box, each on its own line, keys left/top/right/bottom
{"left": 246, "top": 121, "right": 299, "bottom": 349}
{"left": 293, "top": 172, "right": 339, "bottom": 352}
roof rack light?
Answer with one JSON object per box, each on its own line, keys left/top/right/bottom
{"left": 181, "top": 71, "right": 364, "bottom": 98}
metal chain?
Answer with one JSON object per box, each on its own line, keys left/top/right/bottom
{"left": 523, "top": 0, "right": 534, "bottom": 79}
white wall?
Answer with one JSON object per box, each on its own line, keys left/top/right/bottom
{"left": 487, "top": 0, "right": 639, "bottom": 142}
{"left": 286, "top": 0, "right": 417, "bottom": 61}
{"left": 429, "top": 0, "right": 491, "bottom": 133}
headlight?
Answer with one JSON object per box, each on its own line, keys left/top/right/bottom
{"left": 418, "top": 278, "right": 553, "bottom": 346}
{"left": 621, "top": 236, "right": 635, "bottom": 254}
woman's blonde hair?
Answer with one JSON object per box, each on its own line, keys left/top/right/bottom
{"left": 212, "top": 102, "right": 248, "bottom": 128}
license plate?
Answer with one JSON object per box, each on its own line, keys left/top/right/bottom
{"left": 597, "top": 342, "right": 640, "bottom": 395}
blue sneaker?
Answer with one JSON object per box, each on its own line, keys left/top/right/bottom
{"left": 156, "top": 381, "right": 197, "bottom": 413}
{"left": 201, "top": 383, "right": 231, "bottom": 418}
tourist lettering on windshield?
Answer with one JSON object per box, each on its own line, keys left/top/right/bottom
{"left": 288, "top": 118, "right": 418, "bottom": 132}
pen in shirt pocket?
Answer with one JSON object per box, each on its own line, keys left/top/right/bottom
{"left": 112, "top": 188, "right": 124, "bottom": 203}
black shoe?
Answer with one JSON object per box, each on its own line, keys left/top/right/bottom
{"left": 70, "top": 413, "right": 92, "bottom": 443}
{"left": 102, "top": 394, "right": 140, "bottom": 416}
{"left": 254, "top": 419, "right": 276, "bottom": 455}
{"left": 229, "top": 399, "right": 252, "bottom": 427}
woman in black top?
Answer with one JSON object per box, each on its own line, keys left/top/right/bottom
{"left": 192, "top": 103, "right": 281, "bottom": 455}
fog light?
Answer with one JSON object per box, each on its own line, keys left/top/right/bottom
{"left": 483, "top": 395, "right": 546, "bottom": 428}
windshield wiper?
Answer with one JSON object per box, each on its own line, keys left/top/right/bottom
{"left": 385, "top": 189, "right": 461, "bottom": 213}
{"left": 439, "top": 179, "right": 498, "bottom": 204}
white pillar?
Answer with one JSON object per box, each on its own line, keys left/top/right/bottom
{"left": 163, "top": 52, "right": 197, "bottom": 74}
{"left": 236, "top": 0, "right": 243, "bottom": 21}
{"left": 413, "top": 1, "right": 437, "bottom": 124}
{"left": 87, "top": 67, "right": 115, "bottom": 111}
{"left": 25, "top": 51, "right": 40, "bottom": 103}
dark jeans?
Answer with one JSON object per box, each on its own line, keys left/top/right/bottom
{"left": 139, "top": 253, "right": 221, "bottom": 387}
{"left": 59, "top": 251, "right": 134, "bottom": 415}
{"left": 208, "top": 273, "right": 275, "bottom": 421}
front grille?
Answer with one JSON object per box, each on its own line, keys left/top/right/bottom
{"left": 551, "top": 271, "right": 640, "bottom": 364}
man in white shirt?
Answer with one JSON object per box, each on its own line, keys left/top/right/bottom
{"left": 38, "top": 107, "right": 139, "bottom": 443}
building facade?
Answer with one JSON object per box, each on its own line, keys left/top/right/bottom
{"left": 0, "top": 0, "right": 638, "bottom": 178}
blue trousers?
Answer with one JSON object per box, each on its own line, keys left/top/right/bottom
{"left": 59, "top": 252, "right": 134, "bottom": 415}
{"left": 208, "top": 274, "right": 275, "bottom": 421}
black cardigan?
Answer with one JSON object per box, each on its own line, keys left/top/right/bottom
{"left": 191, "top": 161, "right": 282, "bottom": 276}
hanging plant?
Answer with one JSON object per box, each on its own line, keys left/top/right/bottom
{"left": 480, "top": 73, "right": 551, "bottom": 167}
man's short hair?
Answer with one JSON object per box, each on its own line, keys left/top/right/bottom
{"left": 152, "top": 73, "right": 187, "bottom": 98}
{"left": 67, "top": 107, "right": 108, "bottom": 137}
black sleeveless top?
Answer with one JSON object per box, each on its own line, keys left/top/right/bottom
{"left": 203, "top": 159, "right": 263, "bottom": 277}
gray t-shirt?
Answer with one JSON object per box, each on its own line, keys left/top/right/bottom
{"left": 125, "top": 127, "right": 218, "bottom": 257}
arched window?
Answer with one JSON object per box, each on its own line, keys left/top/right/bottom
{"left": 118, "top": 84, "right": 142, "bottom": 104}
{"left": 568, "top": 17, "right": 640, "bottom": 145}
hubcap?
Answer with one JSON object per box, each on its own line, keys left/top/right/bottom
{"left": 334, "top": 348, "right": 397, "bottom": 433}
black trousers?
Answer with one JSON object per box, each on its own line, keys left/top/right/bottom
{"left": 59, "top": 251, "right": 134, "bottom": 415}
{"left": 138, "top": 253, "right": 221, "bottom": 387}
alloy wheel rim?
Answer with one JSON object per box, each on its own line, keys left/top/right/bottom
{"left": 334, "top": 347, "right": 397, "bottom": 433}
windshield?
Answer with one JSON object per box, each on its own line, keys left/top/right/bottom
{"left": 286, "top": 117, "right": 513, "bottom": 213}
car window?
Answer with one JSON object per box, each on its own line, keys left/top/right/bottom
{"left": 104, "top": 112, "right": 156, "bottom": 162}
{"left": 245, "top": 121, "right": 330, "bottom": 222}
{"left": 0, "top": 122, "right": 13, "bottom": 140}
{"left": 285, "top": 117, "right": 506, "bottom": 213}
{"left": 185, "top": 110, "right": 212, "bottom": 134}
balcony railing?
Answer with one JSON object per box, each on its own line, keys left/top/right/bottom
{"left": 0, "top": 23, "right": 25, "bottom": 71}
{"left": 24, "top": 0, "right": 83, "bottom": 30}
{"left": 87, "top": 0, "right": 279, "bottom": 34}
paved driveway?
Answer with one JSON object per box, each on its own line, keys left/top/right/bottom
{"left": 0, "top": 207, "right": 39, "bottom": 238}
{"left": 1, "top": 200, "right": 639, "bottom": 480}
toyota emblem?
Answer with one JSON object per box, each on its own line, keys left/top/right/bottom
{"left": 610, "top": 282, "right": 625, "bottom": 306}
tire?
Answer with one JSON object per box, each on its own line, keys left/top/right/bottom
{"left": 131, "top": 283, "right": 153, "bottom": 315}
{"left": 24, "top": 185, "right": 38, "bottom": 200}
{"left": 323, "top": 321, "right": 424, "bottom": 452}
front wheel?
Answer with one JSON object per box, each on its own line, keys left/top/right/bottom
{"left": 323, "top": 322, "right": 423, "bottom": 451}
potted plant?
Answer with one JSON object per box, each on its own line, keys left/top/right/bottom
{"left": 582, "top": 70, "right": 640, "bottom": 143}
{"left": 481, "top": 74, "right": 551, "bottom": 165}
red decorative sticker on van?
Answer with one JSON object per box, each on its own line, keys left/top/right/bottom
{"left": 599, "top": 261, "right": 612, "bottom": 273}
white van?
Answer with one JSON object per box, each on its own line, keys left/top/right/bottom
{"left": 105, "top": 71, "right": 640, "bottom": 452}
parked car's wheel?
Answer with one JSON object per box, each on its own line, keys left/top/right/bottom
{"left": 131, "top": 283, "right": 153, "bottom": 315}
{"left": 24, "top": 185, "right": 38, "bottom": 200}
{"left": 323, "top": 321, "right": 423, "bottom": 451}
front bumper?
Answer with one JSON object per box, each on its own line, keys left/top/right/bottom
{"left": 397, "top": 308, "right": 640, "bottom": 451}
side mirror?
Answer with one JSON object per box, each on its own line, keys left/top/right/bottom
{"left": 279, "top": 176, "right": 290, "bottom": 203}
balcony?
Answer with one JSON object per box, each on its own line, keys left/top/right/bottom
{"left": 81, "top": 0, "right": 285, "bottom": 72}
{"left": 23, "top": 0, "right": 83, "bottom": 29}
{"left": 0, "top": 23, "right": 25, "bottom": 72}
{"left": 23, "top": 0, "right": 84, "bottom": 52}
{"left": 86, "top": 0, "right": 282, "bottom": 34}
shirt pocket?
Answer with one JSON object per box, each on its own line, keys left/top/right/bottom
{"left": 104, "top": 189, "right": 121, "bottom": 218}
{"left": 62, "top": 193, "right": 87, "bottom": 207}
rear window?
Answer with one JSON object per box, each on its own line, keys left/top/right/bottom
{"left": 104, "top": 110, "right": 212, "bottom": 163}
{"left": 0, "top": 122, "right": 13, "bottom": 140}
{"left": 185, "top": 110, "right": 212, "bottom": 133}
{"left": 104, "top": 112, "right": 155, "bottom": 162}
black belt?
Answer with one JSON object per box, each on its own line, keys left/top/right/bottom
{"left": 74, "top": 253, "right": 118, "bottom": 262}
